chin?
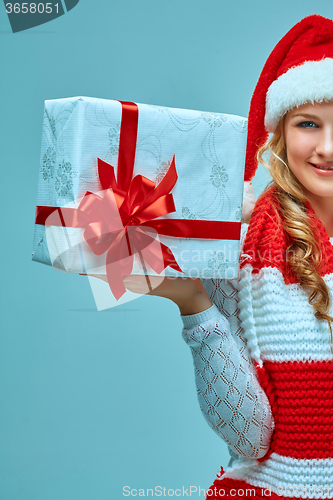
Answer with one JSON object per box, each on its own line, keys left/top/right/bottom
{"left": 304, "top": 185, "right": 333, "bottom": 199}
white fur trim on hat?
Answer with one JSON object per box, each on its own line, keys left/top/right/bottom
{"left": 265, "top": 58, "right": 333, "bottom": 132}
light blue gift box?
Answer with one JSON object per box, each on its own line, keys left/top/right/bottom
{"left": 32, "top": 96, "right": 247, "bottom": 281}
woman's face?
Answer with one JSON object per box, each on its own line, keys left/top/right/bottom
{"left": 284, "top": 100, "right": 333, "bottom": 201}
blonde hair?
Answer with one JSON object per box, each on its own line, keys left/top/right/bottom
{"left": 257, "top": 117, "right": 333, "bottom": 345}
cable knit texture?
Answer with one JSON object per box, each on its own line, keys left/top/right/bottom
{"left": 182, "top": 187, "right": 333, "bottom": 499}
{"left": 182, "top": 293, "right": 274, "bottom": 459}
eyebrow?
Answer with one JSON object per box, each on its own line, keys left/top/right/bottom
{"left": 290, "top": 113, "right": 319, "bottom": 119}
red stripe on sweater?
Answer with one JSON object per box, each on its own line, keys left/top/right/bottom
{"left": 257, "top": 360, "right": 333, "bottom": 460}
{"left": 206, "top": 476, "right": 331, "bottom": 500}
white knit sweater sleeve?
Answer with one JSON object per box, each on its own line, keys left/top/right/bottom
{"left": 181, "top": 278, "right": 274, "bottom": 460}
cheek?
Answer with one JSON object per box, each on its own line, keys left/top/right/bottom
{"left": 286, "top": 132, "right": 313, "bottom": 165}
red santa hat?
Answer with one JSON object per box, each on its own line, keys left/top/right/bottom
{"left": 244, "top": 14, "right": 333, "bottom": 184}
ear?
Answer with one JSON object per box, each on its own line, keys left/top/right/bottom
{"left": 241, "top": 181, "right": 256, "bottom": 223}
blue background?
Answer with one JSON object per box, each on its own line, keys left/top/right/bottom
{"left": 0, "top": 1, "right": 332, "bottom": 499}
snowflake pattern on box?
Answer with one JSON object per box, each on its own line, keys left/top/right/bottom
{"left": 210, "top": 164, "right": 229, "bottom": 188}
{"left": 182, "top": 164, "right": 231, "bottom": 221}
{"left": 55, "top": 160, "right": 73, "bottom": 196}
{"left": 181, "top": 206, "right": 196, "bottom": 220}
{"left": 201, "top": 111, "right": 247, "bottom": 133}
{"left": 235, "top": 205, "right": 242, "bottom": 222}
{"left": 108, "top": 124, "right": 120, "bottom": 156}
{"left": 42, "top": 147, "right": 56, "bottom": 181}
{"left": 201, "top": 112, "right": 227, "bottom": 129}
{"left": 208, "top": 251, "right": 229, "bottom": 274}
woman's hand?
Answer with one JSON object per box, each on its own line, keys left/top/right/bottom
{"left": 88, "top": 274, "right": 212, "bottom": 316}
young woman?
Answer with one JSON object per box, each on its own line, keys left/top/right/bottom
{"left": 94, "top": 14, "right": 333, "bottom": 500}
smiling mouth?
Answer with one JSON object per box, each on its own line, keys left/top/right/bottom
{"left": 310, "top": 163, "right": 333, "bottom": 171}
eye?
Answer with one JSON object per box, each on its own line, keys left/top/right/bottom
{"left": 296, "top": 121, "right": 318, "bottom": 128}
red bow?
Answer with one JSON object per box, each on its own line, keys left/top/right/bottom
{"left": 75, "top": 156, "right": 182, "bottom": 299}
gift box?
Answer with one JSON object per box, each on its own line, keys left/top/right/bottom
{"left": 32, "top": 97, "right": 247, "bottom": 303}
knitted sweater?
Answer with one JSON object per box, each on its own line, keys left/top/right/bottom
{"left": 181, "top": 188, "right": 333, "bottom": 500}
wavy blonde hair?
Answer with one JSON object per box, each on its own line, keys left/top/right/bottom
{"left": 257, "top": 117, "right": 333, "bottom": 345}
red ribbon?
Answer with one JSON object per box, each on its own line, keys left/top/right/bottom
{"left": 35, "top": 101, "right": 241, "bottom": 299}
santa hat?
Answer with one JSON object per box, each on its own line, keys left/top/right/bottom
{"left": 244, "top": 14, "right": 333, "bottom": 184}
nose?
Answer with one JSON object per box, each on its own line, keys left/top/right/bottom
{"left": 316, "top": 125, "right": 333, "bottom": 160}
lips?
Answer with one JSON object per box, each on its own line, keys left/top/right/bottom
{"left": 309, "top": 163, "right": 333, "bottom": 177}
{"left": 310, "top": 163, "right": 333, "bottom": 170}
